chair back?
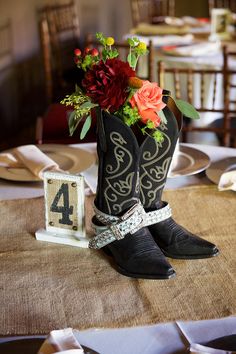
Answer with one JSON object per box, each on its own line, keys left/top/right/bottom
{"left": 0, "top": 19, "right": 13, "bottom": 70}
{"left": 38, "top": 1, "right": 80, "bottom": 103}
{"left": 223, "top": 45, "right": 236, "bottom": 109}
{"left": 85, "top": 34, "right": 154, "bottom": 82}
{"left": 130, "top": 0, "right": 175, "bottom": 27}
{"left": 158, "top": 49, "right": 236, "bottom": 147}
{"left": 208, "top": 0, "right": 236, "bottom": 14}
{"left": 223, "top": 45, "right": 236, "bottom": 146}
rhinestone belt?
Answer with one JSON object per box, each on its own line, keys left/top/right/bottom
{"left": 89, "top": 202, "right": 172, "bottom": 249}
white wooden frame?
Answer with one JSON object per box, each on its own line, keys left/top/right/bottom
{"left": 35, "top": 171, "right": 89, "bottom": 248}
{"left": 209, "top": 8, "right": 232, "bottom": 41}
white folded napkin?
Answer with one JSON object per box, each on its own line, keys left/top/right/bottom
{"left": 164, "top": 41, "right": 221, "bottom": 57}
{"left": 168, "top": 139, "right": 180, "bottom": 173}
{"left": 218, "top": 168, "right": 236, "bottom": 191}
{"left": 37, "top": 328, "right": 84, "bottom": 354}
{"left": 131, "top": 22, "right": 190, "bottom": 35}
{"left": 0, "top": 145, "right": 63, "bottom": 179}
{"left": 80, "top": 163, "right": 98, "bottom": 195}
{"left": 189, "top": 342, "right": 236, "bottom": 353}
{"left": 125, "top": 33, "right": 194, "bottom": 47}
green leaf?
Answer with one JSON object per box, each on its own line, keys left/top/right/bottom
{"left": 127, "top": 52, "right": 137, "bottom": 68}
{"left": 68, "top": 111, "right": 82, "bottom": 136}
{"left": 80, "top": 101, "right": 98, "bottom": 109}
{"left": 109, "top": 48, "right": 119, "bottom": 58}
{"left": 96, "top": 32, "right": 106, "bottom": 46}
{"left": 132, "top": 37, "right": 140, "bottom": 43}
{"left": 75, "top": 84, "right": 83, "bottom": 94}
{"left": 80, "top": 114, "right": 92, "bottom": 139}
{"left": 174, "top": 99, "right": 200, "bottom": 120}
{"left": 127, "top": 38, "right": 135, "bottom": 46}
{"left": 102, "top": 48, "right": 109, "bottom": 61}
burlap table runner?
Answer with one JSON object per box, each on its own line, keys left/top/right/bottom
{"left": 0, "top": 185, "right": 236, "bottom": 335}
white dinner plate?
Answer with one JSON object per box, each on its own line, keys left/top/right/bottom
{"left": 206, "top": 157, "right": 236, "bottom": 185}
{"left": 168, "top": 145, "right": 210, "bottom": 178}
{"left": 0, "top": 144, "right": 96, "bottom": 182}
{"left": 0, "top": 337, "right": 100, "bottom": 354}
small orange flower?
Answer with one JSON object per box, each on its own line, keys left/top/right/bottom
{"left": 128, "top": 77, "right": 143, "bottom": 89}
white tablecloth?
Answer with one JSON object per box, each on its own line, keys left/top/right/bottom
{"left": 0, "top": 142, "right": 236, "bottom": 353}
{"left": 1, "top": 143, "right": 236, "bottom": 200}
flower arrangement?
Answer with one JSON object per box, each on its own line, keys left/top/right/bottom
{"left": 61, "top": 33, "right": 199, "bottom": 142}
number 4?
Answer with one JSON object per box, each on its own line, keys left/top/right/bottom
{"left": 50, "top": 183, "right": 73, "bottom": 225}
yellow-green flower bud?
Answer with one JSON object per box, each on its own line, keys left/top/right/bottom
{"left": 106, "top": 37, "right": 115, "bottom": 46}
{"left": 138, "top": 42, "right": 147, "bottom": 50}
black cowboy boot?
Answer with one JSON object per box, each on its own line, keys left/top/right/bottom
{"left": 139, "top": 97, "right": 219, "bottom": 259}
{"left": 88, "top": 109, "right": 175, "bottom": 279}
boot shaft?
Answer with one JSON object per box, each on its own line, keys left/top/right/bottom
{"left": 95, "top": 109, "right": 141, "bottom": 215}
{"left": 95, "top": 97, "right": 182, "bottom": 213}
{"left": 139, "top": 97, "right": 182, "bottom": 208}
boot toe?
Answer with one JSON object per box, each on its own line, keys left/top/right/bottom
{"left": 122, "top": 253, "right": 176, "bottom": 279}
{"left": 164, "top": 238, "right": 219, "bottom": 259}
{"left": 106, "top": 228, "right": 176, "bottom": 279}
{"left": 149, "top": 218, "right": 219, "bottom": 259}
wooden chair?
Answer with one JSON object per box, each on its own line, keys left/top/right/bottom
{"left": 85, "top": 34, "right": 155, "bottom": 82}
{"left": 208, "top": 0, "right": 236, "bottom": 14}
{"left": 0, "top": 19, "right": 13, "bottom": 70}
{"left": 222, "top": 45, "right": 236, "bottom": 147}
{"left": 130, "top": 0, "right": 175, "bottom": 27}
{"left": 38, "top": 1, "right": 81, "bottom": 104}
{"left": 158, "top": 47, "right": 236, "bottom": 147}
{"left": 224, "top": 46, "right": 236, "bottom": 111}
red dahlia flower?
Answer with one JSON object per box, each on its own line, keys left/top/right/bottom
{"left": 82, "top": 58, "right": 135, "bottom": 112}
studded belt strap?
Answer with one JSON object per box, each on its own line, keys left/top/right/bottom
{"left": 89, "top": 202, "right": 146, "bottom": 249}
{"left": 89, "top": 202, "right": 172, "bottom": 249}
{"left": 145, "top": 203, "right": 172, "bottom": 226}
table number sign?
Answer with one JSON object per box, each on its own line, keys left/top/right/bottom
{"left": 209, "top": 8, "right": 232, "bottom": 41}
{"left": 35, "top": 171, "right": 89, "bottom": 248}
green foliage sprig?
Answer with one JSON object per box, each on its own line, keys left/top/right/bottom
{"left": 61, "top": 87, "right": 98, "bottom": 139}
{"left": 80, "top": 54, "right": 99, "bottom": 71}
{"left": 127, "top": 37, "right": 148, "bottom": 70}
{"left": 96, "top": 32, "right": 119, "bottom": 61}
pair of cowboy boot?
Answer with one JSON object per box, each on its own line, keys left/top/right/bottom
{"left": 89, "top": 100, "right": 219, "bottom": 279}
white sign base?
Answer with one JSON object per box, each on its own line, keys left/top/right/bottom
{"left": 35, "top": 228, "right": 89, "bottom": 248}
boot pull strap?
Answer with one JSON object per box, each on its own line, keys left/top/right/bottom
{"left": 162, "top": 89, "right": 183, "bottom": 132}
{"left": 166, "top": 96, "right": 183, "bottom": 132}
{"left": 96, "top": 108, "right": 107, "bottom": 152}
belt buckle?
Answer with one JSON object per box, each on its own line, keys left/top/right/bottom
{"left": 110, "top": 224, "right": 124, "bottom": 240}
{"left": 129, "top": 205, "right": 146, "bottom": 234}
{"left": 113, "top": 202, "right": 147, "bottom": 238}
{"left": 121, "top": 202, "right": 142, "bottom": 221}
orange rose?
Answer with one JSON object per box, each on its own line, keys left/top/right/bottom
{"left": 130, "top": 80, "right": 166, "bottom": 127}
{"left": 139, "top": 108, "right": 161, "bottom": 126}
